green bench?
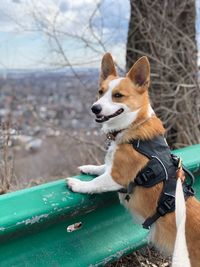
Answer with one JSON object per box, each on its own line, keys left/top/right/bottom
{"left": 0, "top": 145, "right": 200, "bottom": 267}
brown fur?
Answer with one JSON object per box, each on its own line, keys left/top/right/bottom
{"left": 101, "top": 53, "right": 200, "bottom": 266}
{"left": 112, "top": 124, "right": 200, "bottom": 266}
{"left": 111, "top": 143, "right": 149, "bottom": 186}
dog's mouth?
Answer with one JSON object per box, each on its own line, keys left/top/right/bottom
{"left": 95, "top": 108, "right": 124, "bottom": 123}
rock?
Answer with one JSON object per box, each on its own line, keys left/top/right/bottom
{"left": 12, "top": 135, "right": 42, "bottom": 152}
{"left": 13, "top": 135, "right": 33, "bottom": 146}
{"left": 46, "top": 128, "right": 60, "bottom": 137}
{"left": 25, "top": 138, "right": 43, "bottom": 152}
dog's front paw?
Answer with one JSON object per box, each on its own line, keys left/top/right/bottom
{"left": 66, "top": 177, "right": 83, "bottom": 193}
{"left": 78, "top": 165, "right": 94, "bottom": 174}
{"left": 78, "top": 164, "right": 105, "bottom": 175}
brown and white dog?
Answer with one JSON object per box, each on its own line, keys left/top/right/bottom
{"left": 67, "top": 53, "right": 200, "bottom": 266}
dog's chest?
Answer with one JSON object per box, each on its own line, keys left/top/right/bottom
{"left": 105, "top": 141, "right": 117, "bottom": 168}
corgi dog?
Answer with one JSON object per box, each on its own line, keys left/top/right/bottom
{"left": 67, "top": 53, "right": 200, "bottom": 267}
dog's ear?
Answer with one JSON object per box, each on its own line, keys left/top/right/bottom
{"left": 127, "top": 56, "right": 150, "bottom": 92}
{"left": 100, "top": 53, "right": 117, "bottom": 83}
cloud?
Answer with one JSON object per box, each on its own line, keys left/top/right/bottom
{"left": 0, "top": 0, "right": 129, "bottom": 37}
{"left": 0, "top": 0, "right": 130, "bottom": 68}
{"left": 59, "top": 1, "right": 68, "bottom": 13}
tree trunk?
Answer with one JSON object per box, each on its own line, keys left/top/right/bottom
{"left": 126, "top": 0, "right": 200, "bottom": 148}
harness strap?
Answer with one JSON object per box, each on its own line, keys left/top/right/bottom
{"left": 118, "top": 181, "right": 136, "bottom": 194}
{"left": 118, "top": 136, "right": 195, "bottom": 229}
{"left": 142, "top": 186, "right": 176, "bottom": 229}
{"left": 118, "top": 157, "right": 167, "bottom": 196}
{"left": 142, "top": 177, "right": 194, "bottom": 229}
{"left": 142, "top": 212, "right": 161, "bottom": 229}
{"left": 118, "top": 152, "right": 195, "bottom": 199}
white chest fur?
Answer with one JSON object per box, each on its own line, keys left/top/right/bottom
{"left": 105, "top": 141, "right": 117, "bottom": 170}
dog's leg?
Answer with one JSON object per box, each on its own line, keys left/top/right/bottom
{"left": 78, "top": 164, "right": 105, "bottom": 176}
{"left": 67, "top": 172, "right": 122, "bottom": 194}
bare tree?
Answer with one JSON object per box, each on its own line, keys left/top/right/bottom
{"left": 126, "top": 0, "right": 200, "bottom": 147}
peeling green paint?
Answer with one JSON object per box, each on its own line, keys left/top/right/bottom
{"left": 16, "top": 214, "right": 49, "bottom": 226}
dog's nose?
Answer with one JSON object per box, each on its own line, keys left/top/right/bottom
{"left": 91, "top": 104, "right": 102, "bottom": 114}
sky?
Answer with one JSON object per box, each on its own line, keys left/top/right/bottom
{"left": 0, "top": 0, "right": 130, "bottom": 70}
{"left": 0, "top": 0, "right": 199, "bottom": 70}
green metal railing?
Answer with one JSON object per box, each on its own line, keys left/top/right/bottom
{"left": 0, "top": 144, "right": 200, "bottom": 267}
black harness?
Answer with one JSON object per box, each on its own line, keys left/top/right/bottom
{"left": 118, "top": 135, "right": 194, "bottom": 229}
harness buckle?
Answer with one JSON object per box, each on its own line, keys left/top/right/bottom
{"left": 183, "top": 184, "right": 195, "bottom": 197}
{"left": 171, "top": 154, "right": 179, "bottom": 166}
{"left": 141, "top": 173, "right": 148, "bottom": 182}
{"left": 135, "top": 173, "right": 147, "bottom": 185}
{"left": 135, "top": 171, "right": 153, "bottom": 186}
{"left": 157, "top": 197, "right": 175, "bottom": 216}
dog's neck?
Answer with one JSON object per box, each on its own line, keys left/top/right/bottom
{"left": 122, "top": 115, "right": 165, "bottom": 143}
{"left": 106, "top": 106, "right": 165, "bottom": 144}
{"left": 106, "top": 115, "right": 154, "bottom": 142}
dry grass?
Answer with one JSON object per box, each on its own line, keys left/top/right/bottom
{"left": 0, "top": 121, "right": 15, "bottom": 194}
{"left": 107, "top": 246, "right": 171, "bottom": 267}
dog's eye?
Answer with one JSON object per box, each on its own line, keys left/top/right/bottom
{"left": 99, "top": 90, "right": 103, "bottom": 96}
{"left": 113, "top": 92, "right": 124, "bottom": 98}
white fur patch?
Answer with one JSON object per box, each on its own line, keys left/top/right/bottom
{"left": 67, "top": 172, "right": 121, "bottom": 194}
{"left": 148, "top": 104, "right": 155, "bottom": 117}
{"left": 93, "top": 78, "right": 124, "bottom": 118}
{"left": 78, "top": 164, "right": 105, "bottom": 176}
{"left": 109, "top": 78, "right": 124, "bottom": 90}
{"left": 67, "top": 141, "right": 123, "bottom": 194}
{"left": 102, "top": 108, "right": 140, "bottom": 133}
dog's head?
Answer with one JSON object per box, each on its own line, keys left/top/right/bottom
{"left": 91, "top": 53, "right": 152, "bottom": 133}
